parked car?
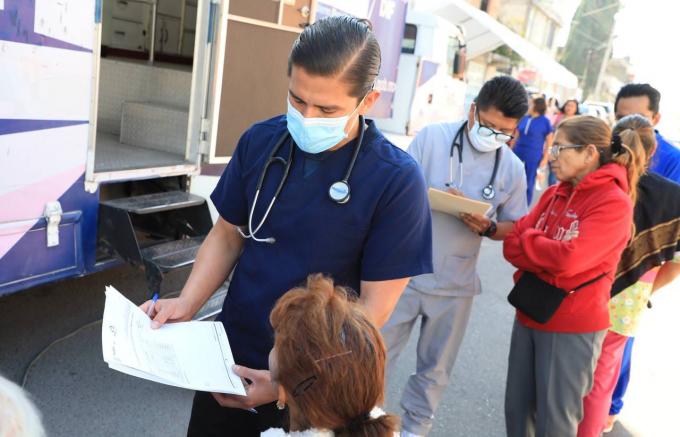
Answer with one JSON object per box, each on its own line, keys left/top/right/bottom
{"left": 582, "top": 101, "right": 615, "bottom": 125}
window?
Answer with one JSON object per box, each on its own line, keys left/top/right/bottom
{"left": 480, "top": 0, "right": 489, "bottom": 12}
{"left": 401, "top": 23, "right": 417, "bottom": 54}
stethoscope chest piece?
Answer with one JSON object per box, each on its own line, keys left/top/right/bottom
{"left": 482, "top": 184, "right": 496, "bottom": 200}
{"left": 329, "top": 180, "right": 351, "bottom": 204}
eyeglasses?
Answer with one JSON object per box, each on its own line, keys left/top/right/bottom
{"left": 549, "top": 144, "right": 585, "bottom": 159}
{"left": 476, "top": 111, "right": 514, "bottom": 142}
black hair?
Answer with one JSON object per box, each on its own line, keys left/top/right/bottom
{"left": 288, "top": 16, "right": 381, "bottom": 98}
{"left": 615, "top": 83, "right": 661, "bottom": 115}
{"left": 532, "top": 97, "right": 547, "bottom": 115}
{"left": 560, "top": 98, "right": 580, "bottom": 115}
{"left": 475, "top": 76, "right": 529, "bottom": 120}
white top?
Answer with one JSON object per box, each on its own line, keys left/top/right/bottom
{"left": 407, "top": 121, "right": 528, "bottom": 296}
{"left": 261, "top": 407, "right": 395, "bottom": 436}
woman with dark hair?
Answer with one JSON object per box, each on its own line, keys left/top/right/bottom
{"left": 503, "top": 115, "right": 643, "bottom": 436}
{"left": 141, "top": 16, "right": 433, "bottom": 436}
{"left": 554, "top": 98, "right": 581, "bottom": 127}
{"left": 577, "top": 115, "right": 680, "bottom": 436}
{"left": 263, "top": 274, "right": 399, "bottom": 437}
{"left": 512, "top": 97, "right": 554, "bottom": 204}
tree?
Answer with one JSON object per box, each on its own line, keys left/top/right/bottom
{"left": 561, "top": 0, "right": 620, "bottom": 99}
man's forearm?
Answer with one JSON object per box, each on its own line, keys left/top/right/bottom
{"left": 180, "top": 220, "right": 244, "bottom": 315}
{"left": 360, "top": 278, "right": 410, "bottom": 328}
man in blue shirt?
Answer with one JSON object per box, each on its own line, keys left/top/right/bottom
{"left": 615, "top": 83, "right": 680, "bottom": 183}
{"left": 142, "top": 16, "right": 433, "bottom": 436}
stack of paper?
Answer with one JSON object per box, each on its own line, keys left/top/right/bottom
{"left": 102, "top": 286, "right": 246, "bottom": 395}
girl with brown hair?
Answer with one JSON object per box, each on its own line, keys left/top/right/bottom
{"left": 503, "top": 115, "right": 643, "bottom": 436}
{"left": 263, "top": 274, "right": 399, "bottom": 437}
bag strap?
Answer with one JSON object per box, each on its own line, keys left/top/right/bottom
{"left": 569, "top": 272, "right": 609, "bottom": 294}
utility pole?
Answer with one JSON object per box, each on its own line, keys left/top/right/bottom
{"left": 593, "top": 27, "right": 614, "bottom": 100}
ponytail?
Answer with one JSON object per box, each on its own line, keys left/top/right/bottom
{"left": 596, "top": 131, "right": 644, "bottom": 204}
{"left": 610, "top": 114, "right": 658, "bottom": 205}
{"left": 335, "top": 413, "right": 400, "bottom": 437}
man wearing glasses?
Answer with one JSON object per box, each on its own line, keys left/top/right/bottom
{"left": 382, "top": 76, "right": 529, "bottom": 437}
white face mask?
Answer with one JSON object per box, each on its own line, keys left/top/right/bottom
{"left": 467, "top": 115, "right": 508, "bottom": 153}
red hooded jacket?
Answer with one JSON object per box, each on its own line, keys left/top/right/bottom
{"left": 503, "top": 163, "right": 633, "bottom": 333}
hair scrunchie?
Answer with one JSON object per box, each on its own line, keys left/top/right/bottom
{"left": 610, "top": 133, "right": 624, "bottom": 155}
{"left": 336, "top": 412, "right": 371, "bottom": 434}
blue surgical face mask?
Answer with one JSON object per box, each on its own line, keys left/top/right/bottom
{"left": 286, "top": 98, "right": 362, "bottom": 154}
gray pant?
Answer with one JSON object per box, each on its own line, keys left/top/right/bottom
{"left": 505, "top": 319, "right": 606, "bottom": 437}
{"left": 382, "top": 284, "right": 474, "bottom": 436}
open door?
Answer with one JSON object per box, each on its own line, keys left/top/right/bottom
{"left": 189, "top": 0, "right": 314, "bottom": 164}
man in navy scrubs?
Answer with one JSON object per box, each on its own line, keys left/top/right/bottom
{"left": 142, "top": 16, "right": 433, "bottom": 436}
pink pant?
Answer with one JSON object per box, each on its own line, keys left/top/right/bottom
{"left": 578, "top": 330, "right": 629, "bottom": 437}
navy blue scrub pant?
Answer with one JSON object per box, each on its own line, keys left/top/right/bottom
{"left": 513, "top": 148, "right": 543, "bottom": 205}
{"left": 610, "top": 336, "right": 635, "bottom": 415}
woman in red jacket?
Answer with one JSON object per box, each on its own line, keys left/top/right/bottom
{"left": 503, "top": 115, "right": 645, "bottom": 437}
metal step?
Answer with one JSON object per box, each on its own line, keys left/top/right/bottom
{"left": 193, "top": 282, "right": 229, "bottom": 321}
{"left": 99, "top": 190, "right": 212, "bottom": 296}
{"left": 101, "top": 191, "right": 205, "bottom": 215}
{"left": 141, "top": 236, "right": 204, "bottom": 271}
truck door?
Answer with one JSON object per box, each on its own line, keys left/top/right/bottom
{"left": 189, "top": 0, "right": 314, "bottom": 164}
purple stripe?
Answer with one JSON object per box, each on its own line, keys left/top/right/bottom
{"left": 0, "top": 0, "right": 93, "bottom": 53}
{"left": 0, "top": 119, "right": 89, "bottom": 136}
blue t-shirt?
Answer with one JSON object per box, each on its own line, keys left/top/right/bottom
{"left": 649, "top": 131, "right": 680, "bottom": 183}
{"left": 514, "top": 115, "right": 553, "bottom": 157}
{"left": 210, "top": 115, "right": 433, "bottom": 369}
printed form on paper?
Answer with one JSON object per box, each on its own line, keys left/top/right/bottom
{"left": 102, "top": 286, "right": 246, "bottom": 395}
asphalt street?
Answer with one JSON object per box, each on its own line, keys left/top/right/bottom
{"left": 1, "top": 239, "right": 678, "bottom": 436}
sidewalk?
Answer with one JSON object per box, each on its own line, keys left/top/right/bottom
{"left": 1, "top": 242, "right": 677, "bottom": 435}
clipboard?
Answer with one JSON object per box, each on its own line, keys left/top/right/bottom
{"left": 428, "top": 188, "right": 492, "bottom": 216}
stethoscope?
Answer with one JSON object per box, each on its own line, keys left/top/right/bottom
{"left": 447, "top": 121, "right": 500, "bottom": 201}
{"left": 237, "top": 116, "right": 366, "bottom": 244}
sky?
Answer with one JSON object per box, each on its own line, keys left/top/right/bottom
{"left": 555, "top": 0, "right": 680, "bottom": 140}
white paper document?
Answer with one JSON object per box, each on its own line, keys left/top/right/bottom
{"left": 102, "top": 286, "right": 246, "bottom": 395}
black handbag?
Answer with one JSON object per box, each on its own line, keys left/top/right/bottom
{"left": 507, "top": 271, "right": 608, "bottom": 324}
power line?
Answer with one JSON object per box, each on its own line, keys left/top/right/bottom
{"left": 582, "top": 2, "right": 619, "bottom": 17}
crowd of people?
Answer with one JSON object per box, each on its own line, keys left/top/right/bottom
{"left": 3, "top": 15, "right": 680, "bottom": 437}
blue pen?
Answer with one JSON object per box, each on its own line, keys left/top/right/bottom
{"left": 146, "top": 292, "right": 159, "bottom": 318}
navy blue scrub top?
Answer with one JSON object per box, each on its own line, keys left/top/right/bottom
{"left": 210, "top": 115, "right": 433, "bottom": 369}
{"left": 514, "top": 114, "right": 553, "bottom": 157}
